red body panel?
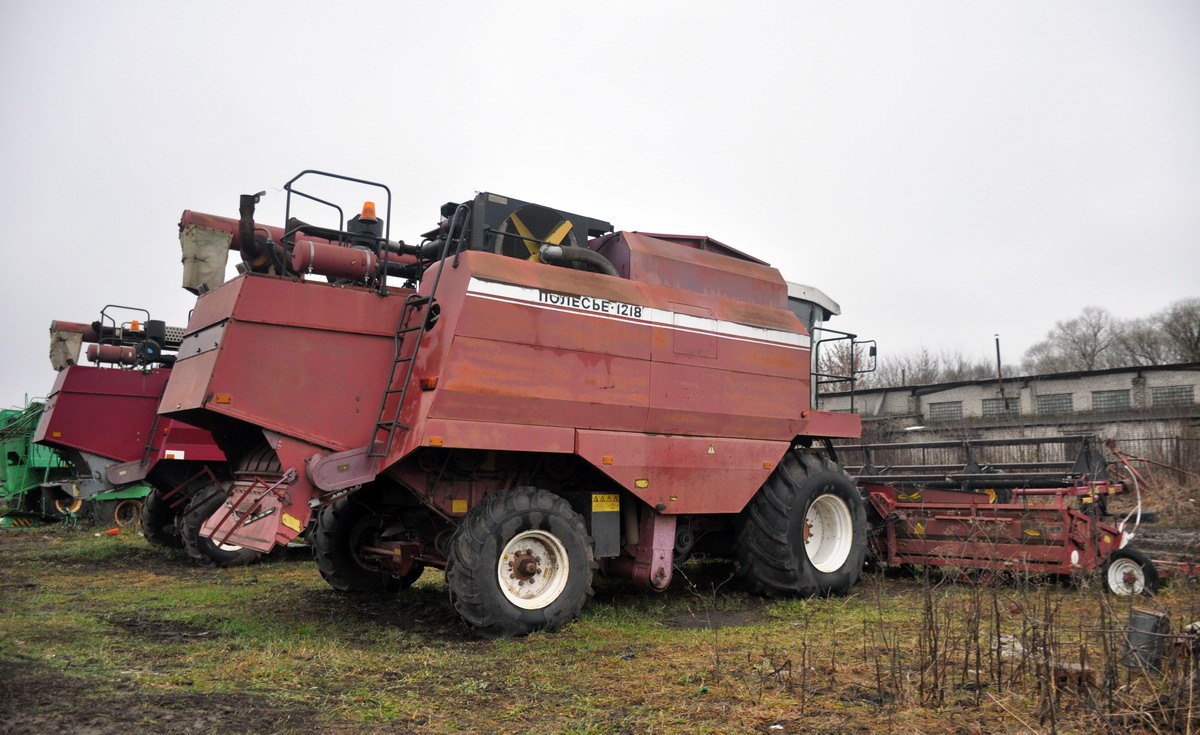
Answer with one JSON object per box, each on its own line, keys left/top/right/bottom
{"left": 162, "top": 275, "right": 407, "bottom": 452}
{"left": 33, "top": 364, "right": 224, "bottom": 479}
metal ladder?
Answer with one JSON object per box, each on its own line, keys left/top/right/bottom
{"left": 140, "top": 413, "right": 164, "bottom": 466}
{"left": 367, "top": 205, "right": 470, "bottom": 460}
{"left": 369, "top": 293, "right": 437, "bottom": 459}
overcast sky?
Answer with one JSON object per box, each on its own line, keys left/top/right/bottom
{"left": 1, "top": 1, "right": 1197, "bottom": 406}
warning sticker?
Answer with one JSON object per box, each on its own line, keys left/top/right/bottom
{"left": 592, "top": 493, "right": 620, "bottom": 513}
{"left": 281, "top": 513, "right": 302, "bottom": 533}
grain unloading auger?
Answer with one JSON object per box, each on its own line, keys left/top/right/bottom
{"left": 162, "top": 170, "right": 866, "bottom": 636}
{"left": 32, "top": 306, "right": 259, "bottom": 566}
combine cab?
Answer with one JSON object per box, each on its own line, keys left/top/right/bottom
{"left": 33, "top": 307, "right": 257, "bottom": 566}
{"left": 163, "top": 171, "right": 867, "bottom": 635}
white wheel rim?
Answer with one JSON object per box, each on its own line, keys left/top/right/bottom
{"left": 217, "top": 542, "right": 244, "bottom": 552}
{"left": 1107, "top": 558, "right": 1145, "bottom": 595}
{"left": 497, "top": 529, "right": 570, "bottom": 610}
{"left": 805, "top": 494, "right": 854, "bottom": 574}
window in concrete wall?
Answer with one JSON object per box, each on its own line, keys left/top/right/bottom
{"left": 1092, "top": 389, "right": 1131, "bottom": 412}
{"left": 982, "top": 397, "right": 1020, "bottom": 417}
{"left": 1037, "top": 393, "right": 1073, "bottom": 414}
{"left": 1152, "top": 384, "right": 1195, "bottom": 407}
{"left": 928, "top": 401, "right": 963, "bottom": 421}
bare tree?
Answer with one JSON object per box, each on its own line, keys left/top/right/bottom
{"left": 1023, "top": 306, "right": 1117, "bottom": 372}
{"left": 867, "top": 348, "right": 1001, "bottom": 388}
{"left": 938, "top": 348, "right": 994, "bottom": 382}
{"left": 1111, "top": 316, "right": 1171, "bottom": 366}
{"left": 1160, "top": 297, "right": 1200, "bottom": 363}
{"left": 829, "top": 298, "right": 1197, "bottom": 395}
{"left": 816, "top": 340, "right": 877, "bottom": 390}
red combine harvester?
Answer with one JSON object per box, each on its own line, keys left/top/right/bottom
{"left": 35, "top": 307, "right": 258, "bottom": 566}
{"left": 161, "top": 171, "right": 868, "bottom": 635}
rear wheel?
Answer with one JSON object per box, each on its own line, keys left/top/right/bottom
{"left": 141, "top": 487, "right": 185, "bottom": 548}
{"left": 446, "top": 487, "right": 594, "bottom": 638}
{"left": 312, "top": 496, "right": 425, "bottom": 593}
{"left": 1104, "top": 548, "right": 1159, "bottom": 596}
{"left": 180, "top": 485, "right": 260, "bottom": 568}
{"left": 736, "top": 448, "right": 867, "bottom": 597}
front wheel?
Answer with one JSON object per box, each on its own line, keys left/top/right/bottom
{"left": 141, "top": 487, "right": 185, "bottom": 548}
{"left": 311, "top": 496, "right": 425, "bottom": 593}
{"left": 446, "top": 487, "right": 594, "bottom": 638}
{"left": 736, "top": 448, "right": 867, "bottom": 597}
{"left": 179, "top": 486, "right": 261, "bottom": 568}
{"left": 1104, "top": 548, "right": 1159, "bottom": 596}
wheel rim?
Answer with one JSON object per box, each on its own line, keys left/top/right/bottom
{"left": 1107, "top": 558, "right": 1145, "bottom": 595}
{"left": 55, "top": 497, "right": 82, "bottom": 515}
{"left": 497, "top": 529, "right": 570, "bottom": 610}
{"left": 804, "top": 493, "right": 854, "bottom": 574}
{"left": 114, "top": 499, "right": 142, "bottom": 527}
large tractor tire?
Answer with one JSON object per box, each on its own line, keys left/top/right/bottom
{"left": 141, "top": 487, "right": 185, "bottom": 548}
{"left": 311, "top": 495, "right": 425, "bottom": 593}
{"left": 446, "top": 487, "right": 595, "bottom": 638}
{"left": 179, "top": 485, "right": 260, "bottom": 568}
{"left": 736, "top": 448, "right": 867, "bottom": 597}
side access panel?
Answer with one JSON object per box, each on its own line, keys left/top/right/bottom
{"left": 575, "top": 430, "right": 790, "bottom": 514}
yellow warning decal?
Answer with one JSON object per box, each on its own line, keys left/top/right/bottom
{"left": 913, "top": 521, "right": 925, "bottom": 536}
{"left": 281, "top": 513, "right": 302, "bottom": 533}
{"left": 451, "top": 499, "right": 468, "bottom": 514}
{"left": 1023, "top": 528, "right": 1041, "bottom": 538}
{"left": 592, "top": 493, "right": 620, "bottom": 513}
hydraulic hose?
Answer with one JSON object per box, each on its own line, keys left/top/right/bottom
{"left": 537, "top": 244, "right": 619, "bottom": 277}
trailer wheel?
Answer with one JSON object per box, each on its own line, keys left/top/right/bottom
{"left": 312, "top": 496, "right": 425, "bottom": 593}
{"left": 1104, "top": 548, "right": 1159, "bottom": 596}
{"left": 446, "top": 487, "right": 594, "bottom": 638}
{"left": 180, "top": 485, "right": 260, "bottom": 568}
{"left": 140, "top": 488, "right": 185, "bottom": 548}
{"left": 736, "top": 448, "right": 867, "bottom": 597}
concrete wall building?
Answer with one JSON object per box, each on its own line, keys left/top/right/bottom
{"left": 818, "top": 363, "right": 1200, "bottom": 474}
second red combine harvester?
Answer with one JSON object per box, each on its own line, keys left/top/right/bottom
{"left": 161, "top": 171, "right": 866, "bottom": 636}
{"left": 36, "top": 307, "right": 258, "bottom": 566}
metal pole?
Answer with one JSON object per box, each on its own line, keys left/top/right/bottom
{"left": 994, "top": 334, "right": 1006, "bottom": 403}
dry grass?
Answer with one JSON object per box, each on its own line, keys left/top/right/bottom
{"left": 4, "top": 527, "right": 1200, "bottom": 733}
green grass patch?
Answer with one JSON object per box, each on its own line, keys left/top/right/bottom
{"left": 5, "top": 525, "right": 1200, "bottom": 733}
